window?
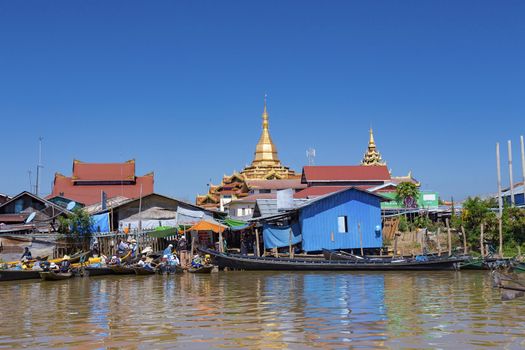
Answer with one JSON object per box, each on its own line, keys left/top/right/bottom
{"left": 337, "top": 216, "right": 348, "bottom": 233}
{"left": 260, "top": 189, "right": 271, "bottom": 194}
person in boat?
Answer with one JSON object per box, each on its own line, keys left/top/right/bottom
{"left": 21, "top": 247, "right": 32, "bottom": 261}
{"left": 177, "top": 236, "right": 189, "bottom": 268}
{"left": 167, "top": 253, "right": 179, "bottom": 266}
{"left": 163, "top": 244, "right": 174, "bottom": 257}
{"left": 191, "top": 255, "right": 203, "bottom": 268}
{"left": 60, "top": 256, "right": 71, "bottom": 273}
{"left": 32, "top": 257, "right": 43, "bottom": 271}
{"left": 110, "top": 255, "right": 121, "bottom": 265}
{"left": 49, "top": 262, "right": 59, "bottom": 271}
{"left": 129, "top": 239, "right": 138, "bottom": 258}
{"left": 117, "top": 240, "right": 129, "bottom": 257}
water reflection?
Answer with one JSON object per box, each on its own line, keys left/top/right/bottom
{"left": 1, "top": 271, "right": 525, "bottom": 349}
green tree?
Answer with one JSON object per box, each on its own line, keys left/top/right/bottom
{"left": 395, "top": 182, "right": 420, "bottom": 208}
{"left": 58, "top": 208, "right": 93, "bottom": 235}
{"left": 502, "top": 206, "right": 525, "bottom": 245}
{"left": 460, "top": 197, "right": 498, "bottom": 248}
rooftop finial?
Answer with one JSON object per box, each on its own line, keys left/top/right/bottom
{"left": 262, "top": 93, "right": 269, "bottom": 130}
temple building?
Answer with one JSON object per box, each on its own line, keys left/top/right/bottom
{"left": 196, "top": 98, "right": 299, "bottom": 211}
{"left": 48, "top": 159, "right": 154, "bottom": 206}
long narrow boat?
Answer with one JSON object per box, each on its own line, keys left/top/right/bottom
{"left": 84, "top": 266, "right": 115, "bottom": 276}
{"left": 133, "top": 266, "right": 157, "bottom": 275}
{"left": 188, "top": 265, "right": 214, "bottom": 274}
{"left": 460, "top": 257, "right": 511, "bottom": 270}
{"left": 108, "top": 265, "right": 135, "bottom": 275}
{"left": 202, "top": 249, "right": 464, "bottom": 271}
{"left": 322, "top": 249, "right": 454, "bottom": 263}
{"left": 39, "top": 271, "right": 73, "bottom": 281}
{"left": 0, "top": 269, "right": 42, "bottom": 282}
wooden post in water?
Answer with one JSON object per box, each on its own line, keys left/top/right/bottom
{"left": 288, "top": 228, "right": 293, "bottom": 258}
{"left": 218, "top": 230, "right": 224, "bottom": 253}
{"left": 496, "top": 143, "right": 504, "bottom": 257}
{"left": 358, "top": 223, "right": 364, "bottom": 256}
{"left": 446, "top": 218, "right": 452, "bottom": 256}
{"left": 437, "top": 227, "right": 442, "bottom": 256}
{"left": 393, "top": 233, "right": 399, "bottom": 258}
{"left": 255, "top": 227, "right": 260, "bottom": 257}
{"left": 461, "top": 226, "right": 467, "bottom": 255}
{"left": 480, "top": 223, "right": 485, "bottom": 257}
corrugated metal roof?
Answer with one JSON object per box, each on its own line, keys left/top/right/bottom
{"left": 253, "top": 198, "right": 310, "bottom": 218}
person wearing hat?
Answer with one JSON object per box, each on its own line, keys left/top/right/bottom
{"left": 163, "top": 244, "right": 174, "bottom": 257}
{"left": 60, "top": 255, "right": 71, "bottom": 273}
{"left": 177, "top": 236, "right": 189, "bottom": 268}
{"left": 129, "top": 239, "right": 138, "bottom": 258}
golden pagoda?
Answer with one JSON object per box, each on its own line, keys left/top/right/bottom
{"left": 196, "top": 97, "right": 297, "bottom": 209}
{"left": 361, "top": 128, "right": 386, "bottom": 166}
{"left": 240, "top": 97, "right": 297, "bottom": 180}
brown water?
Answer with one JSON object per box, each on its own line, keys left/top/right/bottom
{"left": 0, "top": 271, "right": 524, "bottom": 349}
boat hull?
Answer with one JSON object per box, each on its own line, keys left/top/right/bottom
{"left": 133, "top": 267, "right": 157, "bottom": 275}
{"left": 202, "top": 249, "right": 462, "bottom": 271}
{"left": 84, "top": 267, "right": 115, "bottom": 276}
{"left": 39, "top": 271, "right": 73, "bottom": 281}
{"left": 0, "top": 270, "right": 42, "bottom": 282}
{"left": 108, "top": 265, "right": 135, "bottom": 275}
{"left": 188, "top": 265, "right": 214, "bottom": 274}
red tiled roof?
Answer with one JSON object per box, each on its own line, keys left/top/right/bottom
{"left": 246, "top": 179, "right": 307, "bottom": 190}
{"left": 294, "top": 185, "right": 373, "bottom": 199}
{"left": 72, "top": 160, "right": 136, "bottom": 182}
{"left": 302, "top": 165, "right": 391, "bottom": 182}
{"left": 50, "top": 164, "right": 154, "bottom": 205}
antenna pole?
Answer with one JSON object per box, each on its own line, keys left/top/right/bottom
{"left": 36, "top": 136, "right": 43, "bottom": 196}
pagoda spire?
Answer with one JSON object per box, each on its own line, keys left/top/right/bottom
{"left": 252, "top": 94, "right": 280, "bottom": 165}
{"left": 361, "top": 127, "right": 385, "bottom": 166}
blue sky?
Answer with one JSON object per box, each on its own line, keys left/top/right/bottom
{"left": 0, "top": 1, "right": 524, "bottom": 202}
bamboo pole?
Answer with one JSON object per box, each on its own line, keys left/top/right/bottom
{"left": 255, "top": 228, "right": 260, "bottom": 257}
{"left": 508, "top": 140, "right": 515, "bottom": 206}
{"left": 358, "top": 223, "right": 364, "bottom": 256}
{"left": 461, "top": 225, "right": 467, "bottom": 255}
{"left": 480, "top": 223, "right": 485, "bottom": 257}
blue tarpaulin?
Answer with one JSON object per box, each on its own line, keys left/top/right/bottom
{"left": 90, "top": 213, "right": 110, "bottom": 233}
{"left": 262, "top": 222, "right": 302, "bottom": 249}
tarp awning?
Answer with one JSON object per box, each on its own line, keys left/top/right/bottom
{"left": 148, "top": 227, "right": 178, "bottom": 238}
{"left": 225, "top": 218, "right": 251, "bottom": 231}
{"left": 188, "top": 220, "right": 227, "bottom": 233}
{"left": 263, "top": 222, "right": 302, "bottom": 249}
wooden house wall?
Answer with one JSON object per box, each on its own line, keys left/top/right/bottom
{"left": 299, "top": 190, "right": 382, "bottom": 252}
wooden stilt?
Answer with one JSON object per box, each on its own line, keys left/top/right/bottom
{"left": 255, "top": 228, "right": 260, "bottom": 257}
{"left": 461, "top": 225, "right": 467, "bottom": 255}
{"left": 437, "top": 227, "right": 442, "bottom": 256}
{"left": 446, "top": 218, "right": 452, "bottom": 256}
{"left": 480, "top": 223, "right": 485, "bottom": 257}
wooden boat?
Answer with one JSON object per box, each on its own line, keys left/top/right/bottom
{"left": 460, "top": 257, "right": 511, "bottom": 270}
{"left": 133, "top": 266, "right": 157, "bottom": 275}
{"left": 158, "top": 264, "right": 184, "bottom": 274}
{"left": 84, "top": 266, "right": 115, "bottom": 276}
{"left": 0, "top": 269, "right": 42, "bottom": 282}
{"left": 201, "top": 249, "right": 464, "bottom": 271}
{"left": 39, "top": 271, "right": 73, "bottom": 281}
{"left": 108, "top": 265, "right": 135, "bottom": 275}
{"left": 188, "top": 265, "right": 214, "bottom": 274}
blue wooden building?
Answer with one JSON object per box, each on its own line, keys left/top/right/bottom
{"left": 259, "top": 187, "right": 385, "bottom": 253}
